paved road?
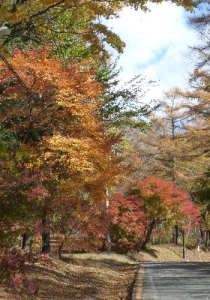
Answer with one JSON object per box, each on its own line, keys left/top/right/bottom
{"left": 142, "top": 262, "right": 210, "bottom": 300}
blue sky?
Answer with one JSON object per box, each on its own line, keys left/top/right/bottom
{"left": 106, "top": 2, "right": 199, "bottom": 102}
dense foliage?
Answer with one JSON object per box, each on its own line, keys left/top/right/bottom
{"left": 0, "top": 0, "right": 205, "bottom": 295}
{"left": 110, "top": 177, "right": 200, "bottom": 252}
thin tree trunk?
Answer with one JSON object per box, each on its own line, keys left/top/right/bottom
{"left": 22, "top": 233, "right": 28, "bottom": 250}
{"left": 58, "top": 241, "right": 64, "bottom": 260}
{"left": 141, "top": 221, "right": 156, "bottom": 249}
{"left": 42, "top": 217, "right": 51, "bottom": 253}
{"left": 182, "top": 230, "right": 186, "bottom": 259}
{"left": 206, "top": 230, "right": 210, "bottom": 247}
{"left": 205, "top": 230, "right": 208, "bottom": 247}
{"left": 200, "top": 228, "right": 204, "bottom": 241}
{"left": 107, "top": 232, "right": 111, "bottom": 254}
{"left": 174, "top": 225, "right": 179, "bottom": 245}
{"left": 209, "top": 231, "right": 210, "bottom": 247}
{"left": 172, "top": 230, "right": 175, "bottom": 243}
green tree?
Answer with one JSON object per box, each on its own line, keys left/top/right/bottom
{"left": 96, "top": 62, "right": 151, "bottom": 129}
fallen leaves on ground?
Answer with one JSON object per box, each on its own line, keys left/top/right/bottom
{"left": 129, "top": 244, "right": 210, "bottom": 262}
{"left": 0, "top": 252, "right": 138, "bottom": 300}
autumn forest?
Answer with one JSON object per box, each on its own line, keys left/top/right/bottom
{"left": 0, "top": 0, "right": 210, "bottom": 295}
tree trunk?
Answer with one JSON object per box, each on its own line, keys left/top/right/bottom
{"left": 174, "top": 225, "right": 179, "bottom": 245}
{"left": 58, "top": 241, "right": 64, "bottom": 260}
{"left": 22, "top": 233, "right": 28, "bottom": 250}
{"left": 209, "top": 231, "right": 210, "bottom": 247}
{"left": 172, "top": 230, "right": 175, "bottom": 243}
{"left": 107, "top": 232, "right": 111, "bottom": 254}
{"left": 205, "top": 230, "right": 210, "bottom": 247}
{"left": 200, "top": 228, "right": 204, "bottom": 241}
{"left": 141, "top": 221, "right": 156, "bottom": 249}
{"left": 41, "top": 218, "right": 51, "bottom": 253}
{"left": 205, "top": 230, "right": 208, "bottom": 247}
{"left": 182, "top": 230, "right": 186, "bottom": 259}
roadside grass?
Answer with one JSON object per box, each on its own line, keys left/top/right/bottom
{"left": 0, "top": 252, "right": 139, "bottom": 300}
{"left": 69, "top": 252, "right": 139, "bottom": 264}
{"left": 129, "top": 244, "right": 210, "bottom": 262}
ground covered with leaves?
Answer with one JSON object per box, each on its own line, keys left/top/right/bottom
{"left": 0, "top": 253, "right": 138, "bottom": 300}
{"left": 130, "top": 244, "right": 210, "bottom": 262}
{"left": 1, "top": 245, "right": 210, "bottom": 299}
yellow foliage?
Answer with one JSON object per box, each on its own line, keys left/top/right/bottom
{"left": 0, "top": 48, "right": 123, "bottom": 201}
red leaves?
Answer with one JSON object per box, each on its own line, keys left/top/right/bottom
{"left": 129, "top": 176, "right": 201, "bottom": 224}
{"left": 0, "top": 250, "right": 39, "bottom": 294}
{"left": 110, "top": 193, "right": 144, "bottom": 230}
{"left": 110, "top": 177, "right": 201, "bottom": 250}
{"left": 0, "top": 249, "right": 53, "bottom": 294}
{"left": 26, "top": 186, "right": 50, "bottom": 199}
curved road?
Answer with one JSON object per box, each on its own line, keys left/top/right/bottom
{"left": 142, "top": 262, "right": 210, "bottom": 300}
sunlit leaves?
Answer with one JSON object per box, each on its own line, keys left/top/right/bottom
{"left": 0, "top": 48, "right": 123, "bottom": 254}
{"left": 111, "top": 176, "right": 201, "bottom": 250}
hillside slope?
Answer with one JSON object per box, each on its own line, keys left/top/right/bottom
{"left": 132, "top": 244, "right": 210, "bottom": 262}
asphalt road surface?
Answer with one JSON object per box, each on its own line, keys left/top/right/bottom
{"left": 142, "top": 262, "right": 210, "bottom": 300}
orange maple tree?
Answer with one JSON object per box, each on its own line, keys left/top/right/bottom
{"left": 0, "top": 47, "right": 126, "bottom": 291}
{"left": 0, "top": 47, "right": 123, "bottom": 255}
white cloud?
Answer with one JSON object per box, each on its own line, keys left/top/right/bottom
{"left": 106, "top": 2, "right": 198, "bottom": 101}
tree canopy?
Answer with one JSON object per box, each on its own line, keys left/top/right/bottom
{"left": 0, "top": 0, "right": 205, "bottom": 295}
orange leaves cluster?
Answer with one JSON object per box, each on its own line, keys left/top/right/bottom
{"left": 0, "top": 47, "right": 127, "bottom": 263}
{"left": 0, "top": 48, "right": 122, "bottom": 201}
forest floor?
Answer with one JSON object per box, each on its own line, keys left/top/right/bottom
{"left": 0, "top": 252, "right": 138, "bottom": 300}
{"left": 1, "top": 244, "right": 210, "bottom": 300}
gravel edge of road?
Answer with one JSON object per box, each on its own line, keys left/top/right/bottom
{"left": 131, "top": 262, "right": 144, "bottom": 300}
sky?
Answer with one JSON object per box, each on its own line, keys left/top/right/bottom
{"left": 105, "top": 2, "right": 199, "bottom": 102}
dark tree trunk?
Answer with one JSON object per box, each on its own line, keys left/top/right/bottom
{"left": 205, "top": 230, "right": 210, "bottom": 247}
{"left": 200, "top": 228, "right": 204, "bottom": 241}
{"left": 205, "top": 230, "right": 208, "bottom": 247}
{"left": 42, "top": 218, "right": 51, "bottom": 253}
{"left": 141, "top": 220, "right": 156, "bottom": 249}
{"left": 208, "top": 231, "right": 210, "bottom": 247}
{"left": 174, "top": 225, "right": 179, "bottom": 245}
{"left": 58, "top": 241, "right": 64, "bottom": 260}
{"left": 209, "top": 231, "right": 210, "bottom": 247}
{"left": 199, "top": 228, "right": 205, "bottom": 244}
{"left": 22, "top": 233, "right": 28, "bottom": 250}
{"left": 182, "top": 230, "right": 186, "bottom": 259}
{"left": 172, "top": 230, "right": 175, "bottom": 243}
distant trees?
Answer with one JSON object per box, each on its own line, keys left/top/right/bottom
{"left": 124, "top": 2, "right": 210, "bottom": 248}
{"left": 110, "top": 177, "right": 200, "bottom": 251}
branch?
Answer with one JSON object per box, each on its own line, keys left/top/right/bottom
{"left": 1, "top": 0, "right": 73, "bottom": 48}
{"left": 0, "top": 51, "right": 35, "bottom": 99}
